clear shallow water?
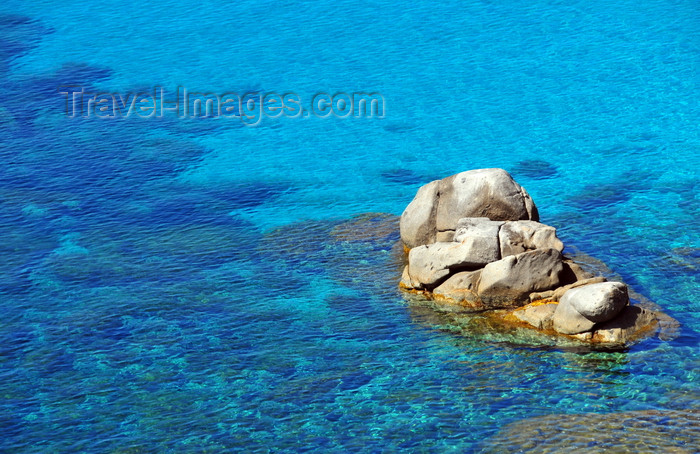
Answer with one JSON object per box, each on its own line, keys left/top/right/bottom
{"left": 0, "top": 0, "right": 698, "bottom": 452}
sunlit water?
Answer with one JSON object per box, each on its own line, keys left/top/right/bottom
{"left": 0, "top": 0, "right": 698, "bottom": 451}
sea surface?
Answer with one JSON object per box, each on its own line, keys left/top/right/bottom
{"left": 0, "top": 0, "right": 698, "bottom": 452}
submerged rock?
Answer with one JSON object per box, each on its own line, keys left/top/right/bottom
{"left": 397, "top": 168, "right": 676, "bottom": 349}
{"left": 479, "top": 409, "right": 700, "bottom": 453}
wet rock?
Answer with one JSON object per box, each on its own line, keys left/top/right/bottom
{"left": 432, "top": 270, "right": 482, "bottom": 307}
{"left": 512, "top": 303, "right": 557, "bottom": 330}
{"left": 552, "top": 282, "right": 629, "bottom": 335}
{"left": 399, "top": 265, "right": 414, "bottom": 289}
{"left": 588, "top": 305, "right": 659, "bottom": 344}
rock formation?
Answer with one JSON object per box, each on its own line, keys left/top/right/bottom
{"left": 398, "top": 168, "right": 672, "bottom": 348}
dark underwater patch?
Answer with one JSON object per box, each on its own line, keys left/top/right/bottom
{"left": 224, "top": 181, "right": 295, "bottom": 210}
{"left": 510, "top": 159, "right": 559, "bottom": 180}
{"left": 599, "top": 143, "right": 659, "bottom": 158}
{"left": 381, "top": 168, "right": 426, "bottom": 185}
{"left": 113, "top": 179, "right": 293, "bottom": 230}
{"left": 337, "top": 370, "right": 372, "bottom": 391}
{"left": 382, "top": 123, "right": 416, "bottom": 133}
{"left": 567, "top": 183, "right": 633, "bottom": 211}
{"left": 41, "top": 348, "right": 77, "bottom": 374}
{"left": 0, "top": 412, "right": 26, "bottom": 439}
{"left": 0, "top": 15, "right": 53, "bottom": 71}
{"left": 0, "top": 62, "right": 114, "bottom": 124}
{"left": 326, "top": 294, "right": 373, "bottom": 318}
{"left": 36, "top": 213, "right": 262, "bottom": 291}
{"left": 259, "top": 218, "right": 340, "bottom": 265}
{"left": 48, "top": 62, "right": 113, "bottom": 88}
{"left": 0, "top": 103, "right": 278, "bottom": 246}
{"left": 565, "top": 169, "right": 659, "bottom": 212}
{"left": 659, "top": 247, "right": 700, "bottom": 274}
{"left": 0, "top": 224, "right": 58, "bottom": 295}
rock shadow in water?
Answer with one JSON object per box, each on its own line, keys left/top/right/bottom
{"left": 565, "top": 169, "right": 659, "bottom": 212}
{"left": 510, "top": 159, "right": 559, "bottom": 180}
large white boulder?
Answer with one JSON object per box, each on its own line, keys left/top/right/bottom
{"left": 400, "top": 169, "right": 538, "bottom": 249}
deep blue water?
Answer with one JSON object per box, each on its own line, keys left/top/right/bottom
{"left": 0, "top": 0, "right": 698, "bottom": 452}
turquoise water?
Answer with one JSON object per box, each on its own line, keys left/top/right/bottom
{"left": 0, "top": 0, "right": 698, "bottom": 451}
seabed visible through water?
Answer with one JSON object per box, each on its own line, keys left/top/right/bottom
{"left": 0, "top": 0, "right": 698, "bottom": 451}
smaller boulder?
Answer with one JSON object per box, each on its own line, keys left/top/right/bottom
{"left": 477, "top": 248, "right": 565, "bottom": 308}
{"left": 453, "top": 217, "right": 504, "bottom": 243}
{"left": 407, "top": 240, "right": 499, "bottom": 288}
{"left": 512, "top": 303, "right": 558, "bottom": 330}
{"left": 499, "top": 220, "right": 564, "bottom": 257}
{"left": 552, "top": 282, "right": 629, "bottom": 334}
{"left": 567, "top": 281, "right": 629, "bottom": 322}
{"left": 551, "top": 299, "right": 597, "bottom": 334}
{"left": 433, "top": 270, "right": 482, "bottom": 306}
